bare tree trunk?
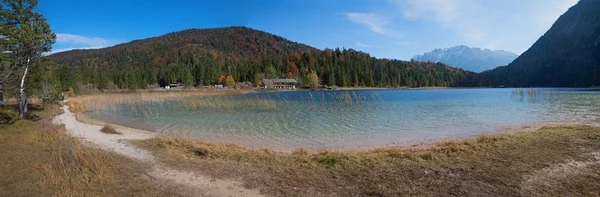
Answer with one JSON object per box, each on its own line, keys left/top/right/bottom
{"left": 18, "top": 58, "right": 29, "bottom": 120}
{"left": 0, "top": 82, "right": 3, "bottom": 106}
{"left": 23, "top": 91, "right": 27, "bottom": 114}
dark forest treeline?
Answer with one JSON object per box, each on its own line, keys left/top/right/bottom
{"left": 49, "top": 27, "right": 481, "bottom": 91}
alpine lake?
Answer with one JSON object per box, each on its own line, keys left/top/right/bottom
{"left": 87, "top": 88, "right": 600, "bottom": 151}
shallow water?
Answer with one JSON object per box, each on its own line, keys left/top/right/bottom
{"left": 88, "top": 88, "right": 600, "bottom": 151}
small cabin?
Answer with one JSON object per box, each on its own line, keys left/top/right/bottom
{"left": 262, "top": 79, "right": 297, "bottom": 89}
{"left": 165, "top": 83, "right": 184, "bottom": 89}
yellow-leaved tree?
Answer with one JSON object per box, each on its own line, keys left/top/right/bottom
{"left": 307, "top": 71, "right": 319, "bottom": 89}
{"left": 217, "top": 76, "right": 226, "bottom": 85}
{"left": 224, "top": 75, "right": 235, "bottom": 87}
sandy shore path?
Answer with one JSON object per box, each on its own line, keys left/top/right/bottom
{"left": 53, "top": 105, "right": 263, "bottom": 197}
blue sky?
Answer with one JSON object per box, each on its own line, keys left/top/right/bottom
{"left": 39, "top": 0, "right": 578, "bottom": 60}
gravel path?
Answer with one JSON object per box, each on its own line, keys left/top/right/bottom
{"left": 53, "top": 105, "right": 263, "bottom": 197}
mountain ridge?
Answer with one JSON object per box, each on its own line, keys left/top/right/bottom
{"left": 412, "top": 45, "right": 518, "bottom": 73}
{"left": 50, "top": 26, "right": 319, "bottom": 61}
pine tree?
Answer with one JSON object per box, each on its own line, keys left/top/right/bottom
{"left": 0, "top": 0, "right": 56, "bottom": 119}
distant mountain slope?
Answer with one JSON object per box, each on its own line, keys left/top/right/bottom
{"left": 481, "top": 0, "right": 600, "bottom": 87}
{"left": 47, "top": 26, "right": 479, "bottom": 90}
{"left": 50, "top": 26, "right": 319, "bottom": 62}
{"left": 412, "top": 45, "right": 518, "bottom": 73}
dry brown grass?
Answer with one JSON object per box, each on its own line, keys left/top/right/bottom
{"left": 0, "top": 105, "right": 181, "bottom": 197}
{"left": 100, "top": 124, "right": 121, "bottom": 135}
{"left": 135, "top": 125, "right": 600, "bottom": 197}
{"left": 3, "top": 97, "right": 43, "bottom": 106}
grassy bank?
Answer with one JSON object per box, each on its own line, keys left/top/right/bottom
{"left": 134, "top": 125, "right": 600, "bottom": 197}
{"left": 0, "top": 105, "right": 180, "bottom": 196}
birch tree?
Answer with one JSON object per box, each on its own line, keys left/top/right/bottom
{"left": 0, "top": 0, "right": 55, "bottom": 119}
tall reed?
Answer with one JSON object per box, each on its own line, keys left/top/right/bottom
{"left": 511, "top": 88, "right": 566, "bottom": 103}
{"left": 78, "top": 91, "right": 383, "bottom": 118}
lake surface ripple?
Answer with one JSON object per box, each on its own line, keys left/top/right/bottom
{"left": 88, "top": 88, "right": 600, "bottom": 151}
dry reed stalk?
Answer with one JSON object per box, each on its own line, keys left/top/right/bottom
{"left": 100, "top": 124, "right": 121, "bottom": 135}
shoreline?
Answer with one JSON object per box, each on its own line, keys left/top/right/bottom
{"left": 54, "top": 105, "right": 264, "bottom": 197}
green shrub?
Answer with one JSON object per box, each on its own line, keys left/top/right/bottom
{"left": 23, "top": 113, "right": 41, "bottom": 122}
{"left": 0, "top": 109, "right": 18, "bottom": 124}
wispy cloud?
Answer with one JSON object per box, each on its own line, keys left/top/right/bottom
{"left": 398, "top": 0, "right": 491, "bottom": 43}
{"left": 47, "top": 46, "right": 108, "bottom": 54}
{"left": 49, "top": 33, "right": 124, "bottom": 54}
{"left": 389, "top": 0, "right": 578, "bottom": 53}
{"left": 56, "top": 34, "right": 123, "bottom": 47}
{"left": 395, "top": 41, "right": 410, "bottom": 45}
{"left": 345, "top": 13, "right": 390, "bottom": 35}
{"left": 356, "top": 42, "right": 372, "bottom": 47}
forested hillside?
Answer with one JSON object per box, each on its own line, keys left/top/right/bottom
{"left": 481, "top": 0, "right": 600, "bottom": 87}
{"left": 49, "top": 27, "right": 479, "bottom": 90}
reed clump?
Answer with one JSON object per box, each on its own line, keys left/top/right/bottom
{"left": 511, "top": 88, "right": 567, "bottom": 103}
{"left": 66, "top": 89, "right": 254, "bottom": 113}
{"left": 100, "top": 124, "right": 121, "bottom": 135}
{"left": 292, "top": 147, "right": 309, "bottom": 155}
{"left": 77, "top": 91, "right": 383, "bottom": 118}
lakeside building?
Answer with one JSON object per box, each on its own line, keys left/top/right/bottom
{"left": 262, "top": 79, "right": 297, "bottom": 89}
{"left": 165, "top": 83, "right": 185, "bottom": 89}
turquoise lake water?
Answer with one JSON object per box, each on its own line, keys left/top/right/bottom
{"left": 88, "top": 88, "right": 600, "bottom": 151}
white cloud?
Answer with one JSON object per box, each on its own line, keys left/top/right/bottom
{"left": 56, "top": 34, "right": 121, "bottom": 46}
{"left": 345, "top": 13, "right": 390, "bottom": 35}
{"left": 390, "top": 0, "right": 578, "bottom": 53}
{"left": 50, "top": 33, "right": 124, "bottom": 54}
{"left": 395, "top": 41, "right": 410, "bottom": 45}
{"left": 44, "top": 46, "right": 109, "bottom": 55}
{"left": 399, "top": 0, "right": 498, "bottom": 43}
{"left": 356, "top": 42, "right": 372, "bottom": 47}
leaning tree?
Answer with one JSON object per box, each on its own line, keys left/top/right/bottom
{"left": 0, "top": 0, "right": 55, "bottom": 119}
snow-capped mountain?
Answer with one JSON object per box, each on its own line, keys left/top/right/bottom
{"left": 412, "top": 45, "right": 518, "bottom": 73}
